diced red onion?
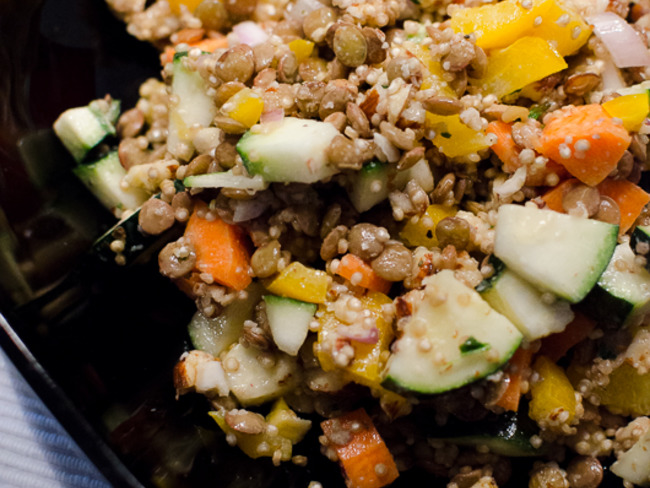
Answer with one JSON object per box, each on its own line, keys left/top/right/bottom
{"left": 260, "top": 109, "right": 284, "bottom": 124}
{"left": 231, "top": 21, "right": 269, "bottom": 47}
{"left": 339, "top": 326, "right": 379, "bottom": 344}
{"left": 232, "top": 197, "right": 270, "bottom": 222}
{"left": 587, "top": 12, "right": 650, "bottom": 68}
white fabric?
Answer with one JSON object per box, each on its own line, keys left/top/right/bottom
{"left": 0, "top": 349, "right": 111, "bottom": 488}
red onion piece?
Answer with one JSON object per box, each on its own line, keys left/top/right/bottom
{"left": 260, "top": 109, "right": 284, "bottom": 124}
{"left": 232, "top": 198, "right": 270, "bottom": 222}
{"left": 338, "top": 326, "right": 379, "bottom": 344}
{"left": 231, "top": 21, "right": 269, "bottom": 47}
{"left": 587, "top": 12, "right": 650, "bottom": 68}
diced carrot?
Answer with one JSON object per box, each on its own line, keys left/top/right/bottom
{"left": 539, "top": 312, "right": 595, "bottom": 362}
{"left": 541, "top": 178, "right": 580, "bottom": 212}
{"left": 541, "top": 177, "right": 649, "bottom": 235}
{"left": 335, "top": 254, "right": 391, "bottom": 294}
{"left": 321, "top": 409, "right": 399, "bottom": 488}
{"left": 597, "top": 178, "right": 650, "bottom": 235}
{"left": 161, "top": 35, "right": 229, "bottom": 65}
{"left": 487, "top": 120, "right": 519, "bottom": 173}
{"left": 537, "top": 104, "right": 632, "bottom": 187}
{"left": 487, "top": 120, "right": 568, "bottom": 186}
{"left": 184, "top": 204, "right": 252, "bottom": 291}
{"left": 494, "top": 346, "right": 534, "bottom": 412}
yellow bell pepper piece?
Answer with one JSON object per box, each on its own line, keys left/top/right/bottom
{"left": 265, "top": 262, "right": 331, "bottom": 304}
{"left": 477, "top": 36, "right": 567, "bottom": 100}
{"left": 404, "top": 42, "right": 456, "bottom": 99}
{"left": 288, "top": 39, "right": 315, "bottom": 63}
{"left": 168, "top": 0, "right": 203, "bottom": 15}
{"left": 222, "top": 88, "right": 264, "bottom": 128}
{"left": 317, "top": 291, "right": 394, "bottom": 388}
{"left": 265, "top": 398, "right": 312, "bottom": 443}
{"left": 209, "top": 399, "right": 310, "bottom": 461}
{"left": 529, "top": 356, "right": 577, "bottom": 425}
{"left": 529, "top": 0, "right": 591, "bottom": 56}
{"left": 602, "top": 93, "right": 649, "bottom": 133}
{"left": 209, "top": 410, "right": 293, "bottom": 460}
{"left": 425, "top": 112, "right": 492, "bottom": 158}
{"left": 599, "top": 362, "right": 650, "bottom": 416}
{"left": 400, "top": 204, "right": 457, "bottom": 248}
{"left": 450, "top": 0, "right": 590, "bottom": 55}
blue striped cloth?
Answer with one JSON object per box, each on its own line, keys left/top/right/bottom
{"left": 0, "top": 349, "right": 111, "bottom": 488}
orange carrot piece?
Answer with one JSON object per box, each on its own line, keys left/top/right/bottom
{"left": 541, "top": 178, "right": 580, "bottom": 212}
{"left": 487, "top": 120, "right": 519, "bottom": 173}
{"left": 335, "top": 254, "right": 392, "bottom": 294}
{"left": 161, "top": 35, "right": 228, "bottom": 65}
{"left": 539, "top": 312, "right": 596, "bottom": 362}
{"left": 487, "top": 120, "right": 568, "bottom": 186}
{"left": 184, "top": 206, "right": 252, "bottom": 291}
{"left": 321, "top": 409, "right": 399, "bottom": 488}
{"left": 494, "top": 347, "right": 534, "bottom": 412}
{"left": 537, "top": 104, "right": 631, "bottom": 187}
{"left": 597, "top": 178, "right": 650, "bottom": 235}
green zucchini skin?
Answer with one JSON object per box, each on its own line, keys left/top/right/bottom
{"left": 579, "top": 242, "right": 650, "bottom": 328}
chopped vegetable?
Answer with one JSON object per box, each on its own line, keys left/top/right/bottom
{"left": 529, "top": 356, "right": 577, "bottom": 425}
{"left": 542, "top": 177, "right": 650, "bottom": 235}
{"left": 602, "top": 93, "right": 650, "bottom": 132}
{"left": 335, "top": 254, "right": 392, "bottom": 294}
{"left": 599, "top": 362, "right": 650, "bottom": 416}
{"left": 537, "top": 104, "right": 632, "bottom": 186}
{"left": 494, "top": 346, "right": 533, "bottom": 412}
{"left": 539, "top": 312, "right": 596, "bottom": 362}
{"left": 222, "top": 88, "right": 264, "bottom": 128}
{"left": 288, "top": 39, "right": 315, "bottom": 62}
{"left": 399, "top": 204, "right": 457, "bottom": 248}
{"left": 425, "top": 113, "right": 492, "bottom": 157}
{"left": 321, "top": 409, "right": 399, "bottom": 488}
{"left": 476, "top": 36, "right": 568, "bottom": 100}
{"left": 588, "top": 12, "right": 650, "bottom": 68}
{"left": 265, "top": 262, "right": 331, "bottom": 303}
{"left": 450, "top": 0, "right": 590, "bottom": 55}
{"left": 597, "top": 179, "right": 650, "bottom": 235}
{"left": 317, "top": 291, "right": 394, "bottom": 388}
{"left": 161, "top": 36, "right": 228, "bottom": 65}
{"left": 184, "top": 204, "right": 252, "bottom": 291}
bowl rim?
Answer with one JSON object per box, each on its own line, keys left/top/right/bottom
{"left": 0, "top": 310, "right": 145, "bottom": 488}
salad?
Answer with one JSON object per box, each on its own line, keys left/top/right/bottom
{"left": 51, "top": 0, "right": 650, "bottom": 486}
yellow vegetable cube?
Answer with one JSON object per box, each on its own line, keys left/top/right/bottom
{"left": 222, "top": 88, "right": 264, "bottom": 128}
{"left": 288, "top": 39, "right": 315, "bottom": 63}
{"left": 450, "top": 0, "right": 544, "bottom": 50}
{"left": 599, "top": 362, "right": 650, "bottom": 416}
{"left": 209, "top": 410, "right": 293, "bottom": 461}
{"left": 168, "top": 0, "right": 203, "bottom": 14}
{"left": 317, "top": 291, "right": 394, "bottom": 388}
{"left": 265, "top": 262, "right": 331, "bottom": 304}
{"left": 529, "top": 356, "right": 577, "bottom": 425}
{"left": 400, "top": 204, "right": 457, "bottom": 248}
{"left": 266, "top": 398, "right": 312, "bottom": 443}
{"left": 425, "top": 113, "right": 492, "bottom": 158}
{"left": 476, "top": 36, "right": 567, "bottom": 100}
{"left": 602, "top": 93, "right": 649, "bottom": 133}
{"left": 450, "top": 0, "right": 590, "bottom": 55}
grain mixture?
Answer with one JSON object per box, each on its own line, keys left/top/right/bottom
{"left": 54, "top": 0, "right": 650, "bottom": 486}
